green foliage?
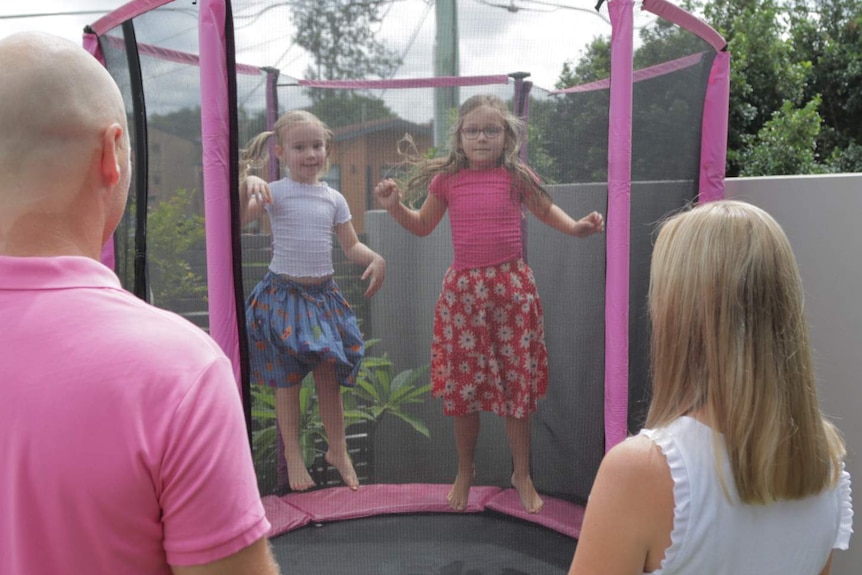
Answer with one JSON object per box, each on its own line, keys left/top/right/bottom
{"left": 309, "top": 93, "right": 396, "bottom": 128}
{"left": 146, "top": 188, "right": 207, "bottom": 308}
{"left": 251, "top": 339, "right": 430, "bottom": 483}
{"left": 739, "top": 97, "right": 827, "bottom": 176}
{"left": 149, "top": 107, "right": 202, "bottom": 139}
{"left": 551, "top": 0, "right": 862, "bottom": 177}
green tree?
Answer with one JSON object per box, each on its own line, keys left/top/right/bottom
{"left": 291, "top": 0, "right": 402, "bottom": 103}
{"left": 547, "top": 0, "right": 862, "bottom": 177}
{"left": 739, "top": 97, "right": 827, "bottom": 176}
{"left": 309, "top": 92, "right": 396, "bottom": 128}
{"left": 787, "top": 0, "right": 862, "bottom": 170}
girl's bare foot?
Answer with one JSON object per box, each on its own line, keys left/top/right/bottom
{"left": 447, "top": 471, "right": 473, "bottom": 511}
{"left": 325, "top": 450, "right": 359, "bottom": 491}
{"left": 286, "top": 456, "right": 316, "bottom": 492}
{"left": 512, "top": 473, "right": 544, "bottom": 514}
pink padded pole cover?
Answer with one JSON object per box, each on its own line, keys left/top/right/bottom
{"left": 604, "top": 0, "right": 634, "bottom": 451}
{"left": 199, "top": 0, "right": 242, "bottom": 387}
{"left": 699, "top": 51, "right": 730, "bottom": 202}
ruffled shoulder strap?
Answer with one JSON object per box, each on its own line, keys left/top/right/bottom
{"left": 834, "top": 461, "right": 853, "bottom": 550}
{"left": 638, "top": 424, "right": 692, "bottom": 572}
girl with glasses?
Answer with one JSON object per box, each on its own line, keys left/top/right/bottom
{"left": 375, "top": 94, "right": 603, "bottom": 513}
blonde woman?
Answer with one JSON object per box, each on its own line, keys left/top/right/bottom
{"left": 569, "top": 200, "right": 852, "bottom": 575}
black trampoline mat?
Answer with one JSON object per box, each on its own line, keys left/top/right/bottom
{"left": 270, "top": 512, "right": 578, "bottom": 574}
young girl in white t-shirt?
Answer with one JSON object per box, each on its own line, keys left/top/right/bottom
{"left": 240, "top": 110, "right": 385, "bottom": 493}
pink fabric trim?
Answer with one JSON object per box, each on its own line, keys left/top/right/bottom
{"left": 553, "top": 52, "right": 704, "bottom": 94}
{"left": 199, "top": 0, "right": 242, "bottom": 387}
{"left": 264, "top": 484, "right": 583, "bottom": 539}
{"left": 485, "top": 489, "right": 585, "bottom": 539}
{"left": 604, "top": 0, "right": 634, "bottom": 452}
{"left": 281, "top": 484, "right": 501, "bottom": 523}
{"left": 89, "top": 0, "right": 174, "bottom": 35}
{"left": 98, "top": 33, "right": 262, "bottom": 76}
{"left": 82, "top": 32, "right": 105, "bottom": 65}
{"left": 698, "top": 51, "right": 730, "bottom": 202}
{"left": 297, "top": 75, "right": 509, "bottom": 90}
{"left": 261, "top": 495, "right": 312, "bottom": 538}
{"left": 642, "top": 0, "right": 727, "bottom": 52}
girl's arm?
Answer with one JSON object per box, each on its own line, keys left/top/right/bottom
{"left": 568, "top": 435, "right": 674, "bottom": 575}
{"left": 239, "top": 175, "right": 272, "bottom": 226}
{"left": 334, "top": 221, "right": 386, "bottom": 298}
{"left": 529, "top": 200, "right": 605, "bottom": 238}
{"left": 374, "top": 178, "right": 447, "bottom": 237}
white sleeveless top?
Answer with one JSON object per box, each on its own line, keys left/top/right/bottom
{"left": 639, "top": 417, "right": 853, "bottom": 575}
{"left": 265, "top": 177, "right": 351, "bottom": 278}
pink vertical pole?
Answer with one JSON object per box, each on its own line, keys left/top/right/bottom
{"left": 604, "top": 0, "right": 634, "bottom": 451}
{"left": 698, "top": 51, "right": 730, "bottom": 202}
{"left": 199, "top": 0, "right": 242, "bottom": 387}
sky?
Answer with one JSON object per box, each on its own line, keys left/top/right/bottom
{"left": 0, "top": 1, "right": 656, "bottom": 123}
{"left": 0, "top": 1, "right": 635, "bottom": 87}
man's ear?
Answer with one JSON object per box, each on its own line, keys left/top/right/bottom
{"left": 100, "top": 123, "right": 124, "bottom": 188}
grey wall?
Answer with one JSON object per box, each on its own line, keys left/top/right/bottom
{"left": 726, "top": 174, "right": 862, "bottom": 575}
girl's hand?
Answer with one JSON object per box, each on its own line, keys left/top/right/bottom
{"left": 361, "top": 254, "right": 386, "bottom": 297}
{"left": 374, "top": 179, "right": 401, "bottom": 211}
{"left": 244, "top": 175, "right": 272, "bottom": 205}
{"left": 572, "top": 211, "right": 604, "bottom": 237}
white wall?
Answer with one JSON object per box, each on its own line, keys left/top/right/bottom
{"left": 726, "top": 174, "right": 862, "bottom": 575}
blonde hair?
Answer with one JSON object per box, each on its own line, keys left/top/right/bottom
{"left": 646, "top": 200, "right": 844, "bottom": 504}
{"left": 400, "top": 94, "right": 551, "bottom": 212}
{"left": 240, "top": 110, "right": 333, "bottom": 180}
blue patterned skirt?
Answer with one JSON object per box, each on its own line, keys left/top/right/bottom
{"left": 246, "top": 271, "right": 364, "bottom": 388}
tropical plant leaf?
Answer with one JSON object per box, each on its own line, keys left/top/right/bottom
{"left": 387, "top": 411, "right": 431, "bottom": 438}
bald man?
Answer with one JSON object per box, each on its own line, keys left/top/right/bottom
{"left": 0, "top": 32, "right": 280, "bottom": 575}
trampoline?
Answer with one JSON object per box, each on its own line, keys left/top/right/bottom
{"left": 83, "top": 1, "right": 728, "bottom": 572}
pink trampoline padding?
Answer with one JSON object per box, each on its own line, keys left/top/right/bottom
{"left": 262, "top": 494, "right": 312, "bottom": 538}
{"left": 485, "top": 489, "right": 585, "bottom": 539}
{"left": 278, "top": 484, "right": 503, "bottom": 524}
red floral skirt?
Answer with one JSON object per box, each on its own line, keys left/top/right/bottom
{"left": 431, "top": 259, "right": 549, "bottom": 418}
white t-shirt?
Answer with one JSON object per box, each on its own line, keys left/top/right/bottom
{"left": 266, "top": 177, "right": 351, "bottom": 277}
{"left": 639, "top": 416, "right": 852, "bottom": 575}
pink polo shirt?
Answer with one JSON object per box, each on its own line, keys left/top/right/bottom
{"left": 430, "top": 166, "right": 524, "bottom": 270}
{"left": 0, "top": 255, "right": 270, "bottom": 574}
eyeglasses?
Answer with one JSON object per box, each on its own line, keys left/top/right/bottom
{"left": 461, "top": 125, "right": 504, "bottom": 140}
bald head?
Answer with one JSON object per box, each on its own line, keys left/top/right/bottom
{"left": 0, "top": 32, "right": 130, "bottom": 257}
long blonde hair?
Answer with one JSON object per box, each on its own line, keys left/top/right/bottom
{"left": 400, "top": 94, "right": 551, "bottom": 213}
{"left": 646, "top": 200, "right": 844, "bottom": 504}
{"left": 240, "top": 110, "right": 333, "bottom": 180}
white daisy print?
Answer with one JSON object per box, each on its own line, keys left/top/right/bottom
{"left": 460, "top": 383, "right": 477, "bottom": 401}
{"left": 458, "top": 330, "right": 476, "bottom": 351}
{"left": 453, "top": 313, "right": 467, "bottom": 329}
{"left": 474, "top": 281, "right": 488, "bottom": 300}
{"left": 438, "top": 305, "right": 452, "bottom": 322}
{"left": 493, "top": 308, "right": 507, "bottom": 323}
{"left": 497, "top": 325, "right": 514, "bottom": 342}
{"left": 443, "top": 324, "right": 454, "bottom": 341}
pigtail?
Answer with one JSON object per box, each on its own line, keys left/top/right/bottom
{"left": 239, "top": 130, "right": 275, "bottom": 181}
